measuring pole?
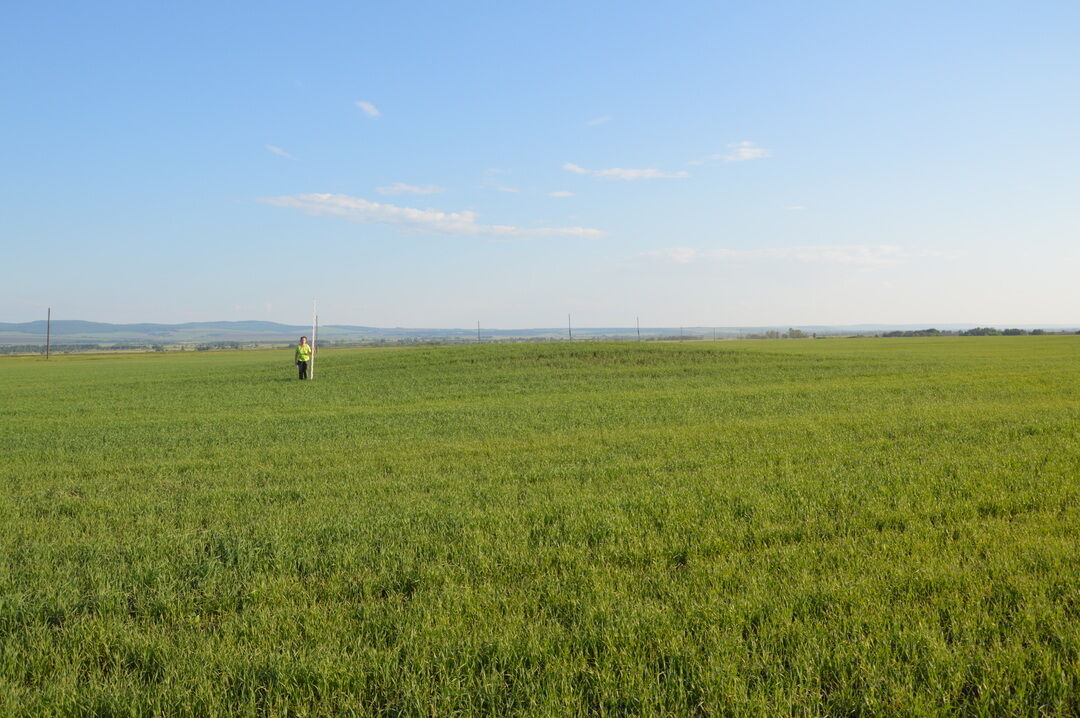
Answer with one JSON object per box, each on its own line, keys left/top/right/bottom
{"left": 568, "top": 314, "right": 572, "bottom": 342}
{"left": 477, "top": 320, "right": 481, "bottom": 344}
{"left": 46, "top": 308, "right": 51, "bottom": 360}
{"left": 636, "top": 316, "right": 640, "bottom": 341}
{"left": 310, "top": 299, "right": 317, "bottom": 380}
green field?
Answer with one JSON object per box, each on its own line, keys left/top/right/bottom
{"left": 2, "top": 338, "right": 1078, "bottom": 715}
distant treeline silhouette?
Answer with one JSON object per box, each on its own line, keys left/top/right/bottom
{"left": 882, "top": 327, "right": 1063, "bottom": 338}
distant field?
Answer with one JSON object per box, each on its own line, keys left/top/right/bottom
{"left": 1, "top": 338, "right": 1078, "bottom": 715}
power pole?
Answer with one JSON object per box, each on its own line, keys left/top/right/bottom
{"left": 45, "top": 307, "right": 51, "bottom": 360}
{"left": 477, "top": 320, "right": 481, "bottom": 344}
{"left": 568, "top": 314, "right": 572, "bottom": 342}
{"left": 636, "top": 316, "right": 641, "bottom": 341}
{"left": 310, "top": 298, "right": 317, "bottom": 380}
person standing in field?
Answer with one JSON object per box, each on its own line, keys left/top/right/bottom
{"left": 295, "top": 336, "right": 312, "bottom": 380}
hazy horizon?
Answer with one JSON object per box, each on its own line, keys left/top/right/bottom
{"left": 4, "top": 317, "right": 1079, "bottom": 332}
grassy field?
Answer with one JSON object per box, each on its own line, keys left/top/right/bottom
{"left": 1, "top": 338, "right": 1078, "bottom": 716}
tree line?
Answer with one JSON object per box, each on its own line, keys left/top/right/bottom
{"left": 881, "top": 327, "right": 1068, "bottom": 338}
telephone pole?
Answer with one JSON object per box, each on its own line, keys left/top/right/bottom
{"left": 310, "top": 299, "right": 317, "bottom": 380}
{"left": 45, "top": 308, "right": 51, "bottom": 360}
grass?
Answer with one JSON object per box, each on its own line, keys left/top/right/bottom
{"left": 1, "top": 337, "right": 1078, "bottom": 715}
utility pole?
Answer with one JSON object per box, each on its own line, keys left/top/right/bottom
{"left": 477, "top": 320, "right": 481, "bottom": 344}
{"left": 45, "top": 307, "right": 51, "bottom": 360}
{"left": 568, "top": 314, "right": 572, "bottom": 342}
{"left": 636, "top": 316, "right": 641, "bottom": 341}
{"left": 310, "top": 299, "right": 317, "bottom": 380}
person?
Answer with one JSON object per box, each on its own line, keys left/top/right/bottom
{"left": 295, "top": 336, "right": 312, "bottom": 380}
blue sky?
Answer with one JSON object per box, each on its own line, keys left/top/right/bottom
{"left": 3, "top": 1, "right": 1079, "bottom": 327}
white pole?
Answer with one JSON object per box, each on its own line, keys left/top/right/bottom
{"left": 311, "top": 298, "right": 317, "bottom": 380}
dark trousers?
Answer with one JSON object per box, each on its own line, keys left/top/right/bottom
{"left": 297, "top": 360, "right": 309, "bottom": 380}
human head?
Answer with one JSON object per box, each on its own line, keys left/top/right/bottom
{"left": 300, "top": 336, "right": 307, "bottom": 344}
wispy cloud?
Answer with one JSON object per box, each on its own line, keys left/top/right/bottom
{"left": 586, "top": 116, "right": 612, "bottom": 126}
{"left": 260, "top": 193, "right": 605, "bottom": 239}
{"left": 563, "top": 163, "right": 689, "bottom": 180}
{"left": 355, "top": 100, "right": 381, "bottom": 117}
{"left": 266, "top": 145, "right": 297, "bottom": 160}
{"left": 785, "top": 205, "right": 807, "bottom": 211}
{"left": 648, "top": 247, "right": 702, "bottom": 264}
{"left": 714, "top": 141, "right": 769, "bottom": 162}
{"left": 640, "top": 244, "right": 961, "bottom": 266}
{"left": 481, "top": 168, "right": 518, "bottom": 193}
{"left": 548, "top": 190, "right": 575, "bottom": 198}
{"left": 376, "top": 182, "right": 446, "bottom": 196}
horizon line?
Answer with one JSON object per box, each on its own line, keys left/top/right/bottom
{"left": 3, "top": 318, "right": 1080, "bottom": 330}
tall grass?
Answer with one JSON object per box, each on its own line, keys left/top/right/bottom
{"left": 1, "top": 338, "right": 1078, "bottom": 715}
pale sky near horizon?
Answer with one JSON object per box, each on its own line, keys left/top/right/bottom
{"left": 3, "top": 1, "right": 1078, "bottom": 328}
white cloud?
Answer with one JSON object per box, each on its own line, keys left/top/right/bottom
{"left": 586, "top": 116, "right": 612, "bottom": 126}
{"left": 260, "top": 193, "right": 605, "bottom": 239}
{"left": 376, "top": 182, "right": 446, "bottom": 195}
{"left": 640, "top": 244, "right": 961, "bottom": 267}
{"left": 355, "top": 100, "right": 381, "bottom": 117}
{"left": 715, "top": 141, "right": 770, "bottom": 162}
{"left": 548, "top": 190, "right": 575, "bottom": 198}
{"left": 785, "top": 205, "right": 807, "bottom": 211}
{"left": 481, "top": 168, "right": 518, "bottom": 193}
{"left": 266, "top": 145, "right": 296, "bottom": 160}
{"left": 920, "top": 249, "right": 968, "bottom": 260}
{"left": 649, "top": 247, "right": 702, "bottom": 264}
{"left": 563, "top": 162, "right": 689, "bottom": 180}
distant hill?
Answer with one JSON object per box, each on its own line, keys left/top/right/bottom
{"left": 0, "top": 320, "right": 379, "bottom": 344}
{"left": 0, "top": 320, "right": 508, "bottom": 344}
